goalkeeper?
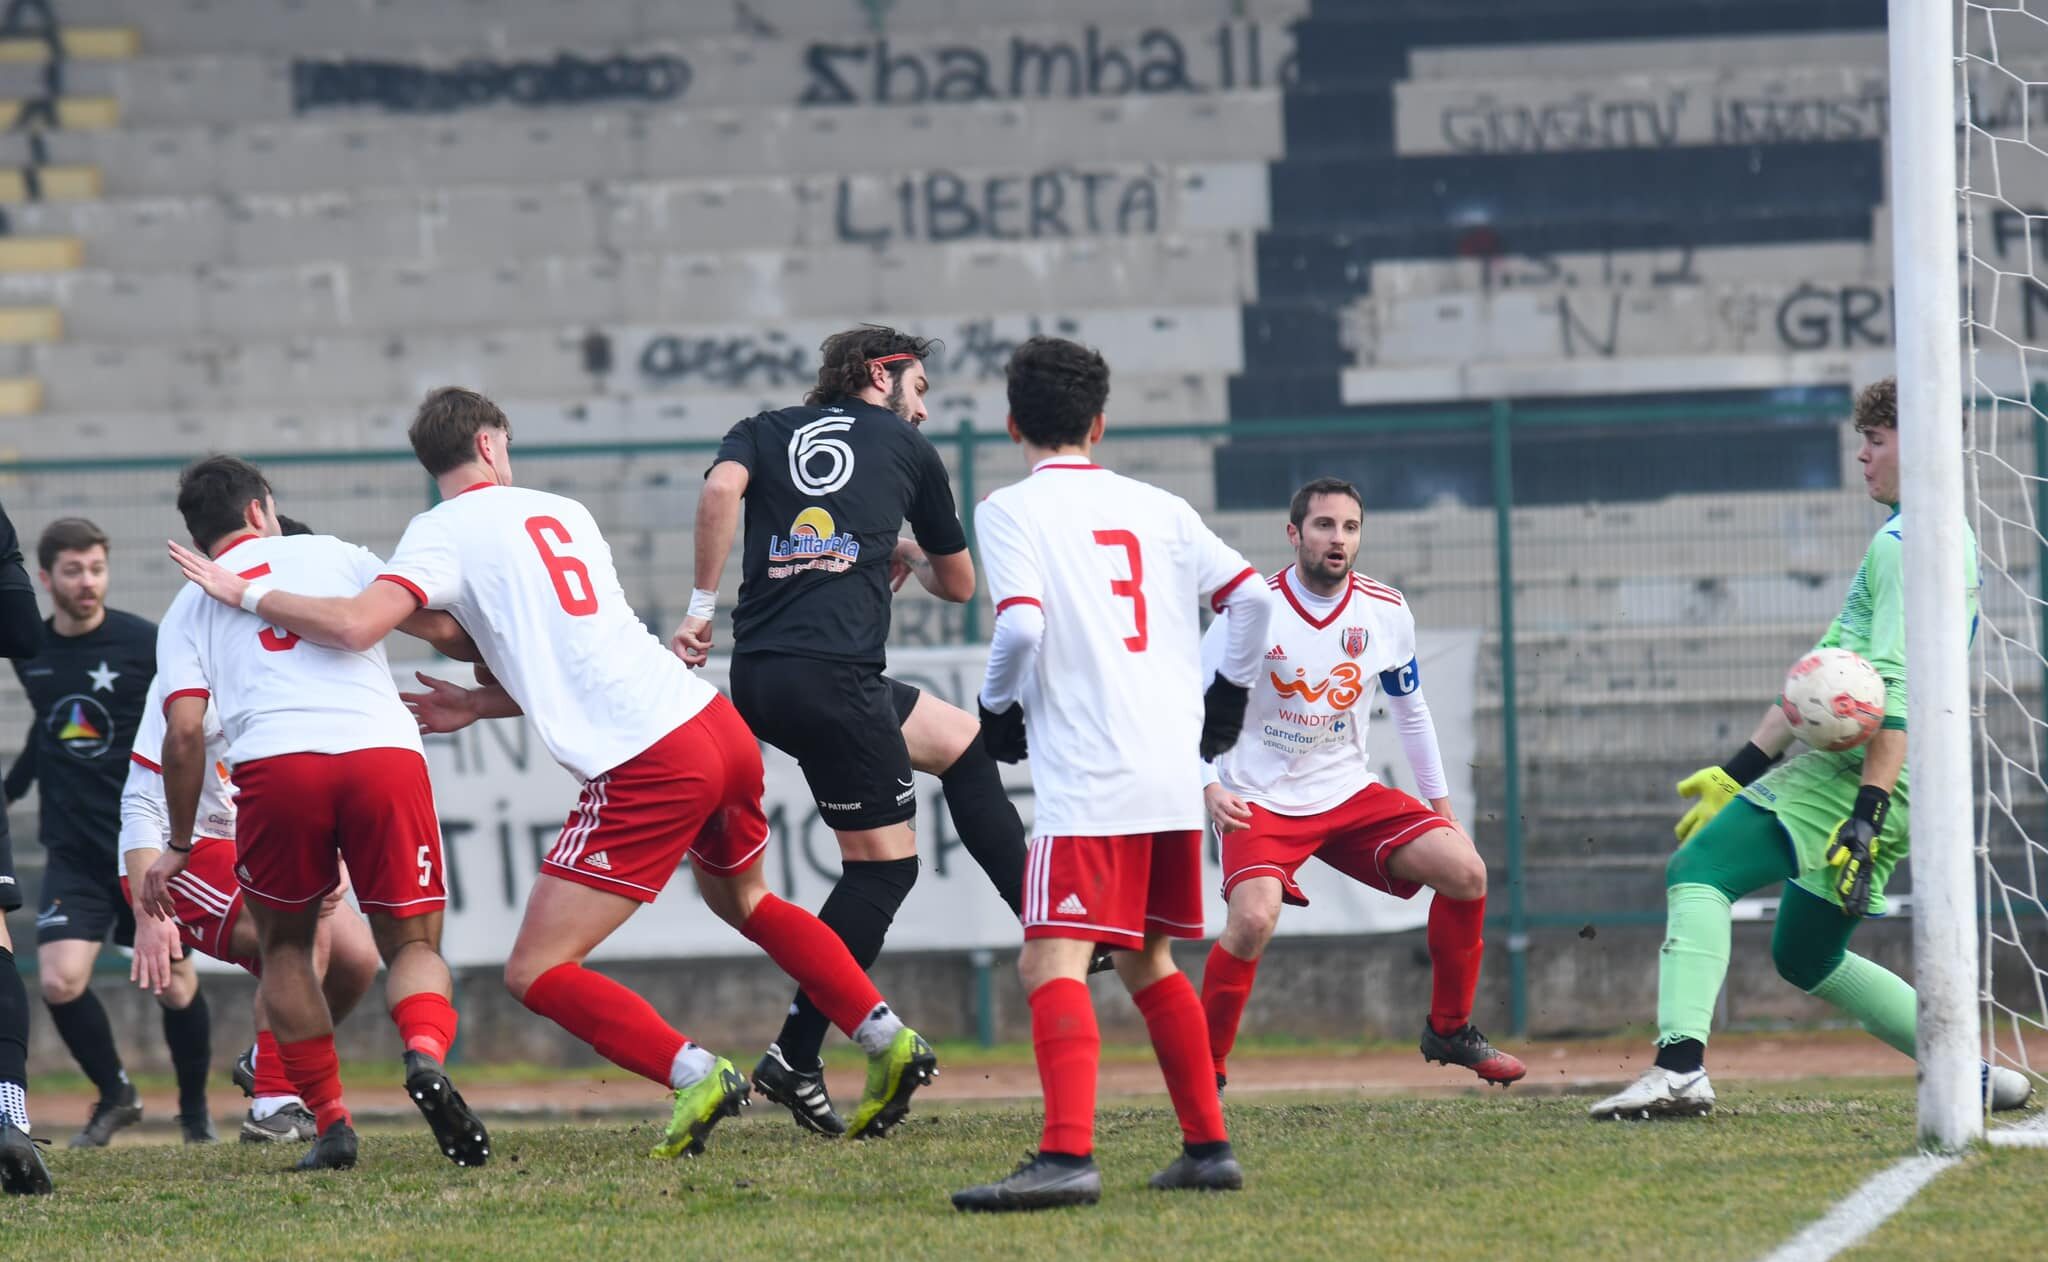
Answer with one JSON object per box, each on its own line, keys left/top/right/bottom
{"left": 1592, "top": 378, "right": 2030, "bottom": 1120}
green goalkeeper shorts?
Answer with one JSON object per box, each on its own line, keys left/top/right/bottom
{"left": 1739, "top": 746, "right": 1907, "bottom": 916}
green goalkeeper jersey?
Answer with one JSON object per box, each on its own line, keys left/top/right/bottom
{"left": 1739, "top": 508, "right": 1979, "bottom": 914}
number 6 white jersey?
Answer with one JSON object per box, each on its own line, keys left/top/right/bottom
{"left": 379, "top": 483, "right": 713, "bottom": 783}
{"left": 975, "top": 457, "right": 1258, "bottom": 836}
{"left": 155, "top": 534, "right": 424, "bottom": 765}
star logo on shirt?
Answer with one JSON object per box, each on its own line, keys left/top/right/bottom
{"left": 86, "top": 660, "right": 119, "bottom": 692}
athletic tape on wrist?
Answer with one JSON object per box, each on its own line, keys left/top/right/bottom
{"left": 240, "top": 581, "right": 272, "bottom": 615}
{"left": 687, "top": 588, "right": 717, "bottom": 620}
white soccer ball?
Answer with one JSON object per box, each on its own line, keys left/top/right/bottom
{"left": 1779, "top": 648, "right": 1886, "bottom": 752}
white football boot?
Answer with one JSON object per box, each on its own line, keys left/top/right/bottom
{"left": 1588, "top": 1066, "right": 1715, "bottom": 1120}
{"left": 1987, "top": 1063, "right": 2035, "bottom": 1112}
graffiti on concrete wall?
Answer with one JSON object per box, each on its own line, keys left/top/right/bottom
{"left": 293, "top": 52, "right": 692, "bottom": 114}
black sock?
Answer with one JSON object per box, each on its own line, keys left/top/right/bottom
{"left": 1654, "top": 1037, "right": 1706, "bottom": 1074}
{"left": 1186, "top": 1139, "right": 1231, "bottom": 1160}
{"left": 160, "top": 988, "right": 212, "bottom": 1120}
{"left": 1037, "top": 1149, "right": 1094, "bottom": 1168}
{"left": 776, "top": 857, "right": 919, "bottom": 1071}
{"left": 47, "top": 989, "right": 127, "bottom": 1101}
{"left": 0, "top": 947, "right": 28, "bottom": 1128}
{"left": 939, "top": 739, "right": 1026, "bottom": 918}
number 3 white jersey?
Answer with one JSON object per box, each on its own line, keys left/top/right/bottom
{"left": 1204, "top": 566, "right": 1422, "bottom": 817}
{"left": 379, "top": 483, "right": 714, "bottom": 784}
{"left": 976, "top": 457, "right": 1258, "bottom": 836}
{"left": 117, "top": 673, "right": 237, "bottom": 876}
{"left": 155, "top": 534, "right": 424, "bottom": 765}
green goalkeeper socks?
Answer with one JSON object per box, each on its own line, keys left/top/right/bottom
{"left": 1808, "top": 952, "right": 1917, "bottom": 1057}
{"left": 1655, "top": 883, "right": 1734, "bottom": 1048}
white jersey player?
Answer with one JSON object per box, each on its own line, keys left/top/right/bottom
{"left": 168, "top": 388, "right": 938, "bottom": 1162}
{"left": 1195, "top": 478, "right": 1524, "bottom": 1090}
{"left": 954, "top": 336, "right": 1275, "bottom": 1214}
{"left": 153, "top": 456, "right": 485, "bottom": 1172}
{"left": 120, "top": 668, "right": 380, "bottom": 1145}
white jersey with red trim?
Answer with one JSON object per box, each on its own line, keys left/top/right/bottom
{"left": 976, "top": 457, "right": 1259, "bottom": 835}
{"left": 155, "top": 534, "right": 424, "bottom": 765}
{"left": 116, "top": 672, "right": 237, "bottom": 877}
{"left": 1205, "top": 566, "right": 1421, "bottom": 816}
{"left": 379, "top": 483, "right": 714, "bottom": 783}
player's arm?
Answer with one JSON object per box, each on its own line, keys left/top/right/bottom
{"left": 118, "top": 769, "right": 183, "bottom": 993}
{"left": 399, "top": 608, "right": 483, "bottom": 662}
{"left": 972, "top": 498, "right": 1041, "bottom": 762}
{"left": 898, "top": 439, "right": 975, "bottom": 602}
{"left": 0, "top": 502, "right": 42, "bottom": 657}
{"left": 3, "top": 722, "right": 34, "bottom": 803}
{"left": 400, "top": 668, "right": 523, "bottom": 736}
{"left": 1198, "top": 617, "right": 1254, "bottom": 833}
{"left": 1382, "top": 676, "right": 1453, "bottom": 823}
{"left": 891, "top": 538, "right": 976, "bottom": 603}
{"left": 1826, "top": 532, "right": 1911, "bottom": 914}
{"left": 1194, "top": 523, "right": 1276, "bottom": 760}
{"left": 165, "top": 538, "right": 418, "bottom": 653}
{"left": 140, "top": 694, "right": 208, "bottom": 922}
{"left": 674, "top": 458, "right": 750, "bottom": 666}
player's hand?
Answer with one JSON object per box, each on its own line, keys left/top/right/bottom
{"left": 322, "top": 862, "right": 352, "bottom": 918}
{"left": 1205, "top": 783, "right": 1254, "bottom": 834}
{"left": 979, "top": 696, "right": 1028, "bottom": 763}
{"left": 129, "top": 907, "right": 183, "bottom": 995}
{"left": 400, "top": 671, "right": 481, "bottom": 735}
{"left": 474, "top": 662, "right": 500, "bottom": 689}
{"left": 1200, "top": 675, "right": 1251, "bottom": 760}
{"left": 166, "top": 538, "right": 247, "bottom": 608}
{"left": 1825, "top": 786, "right": 1891, "bottom": 918}
{"left": 139, "top": 847, "right": 191, "bottom": 922}
{"left": 671, "top": 615, "right": 713, "bottom": 668}
{"left": 1674, "top": 766, "right": 1743, "bottom": 845}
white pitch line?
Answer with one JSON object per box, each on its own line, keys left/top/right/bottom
{"left": 1756, "top": 1152, "right": 1961, "bottom": 1262}
{"left": 1987, "top": 1106, "right": 2048, "bottom": 1147}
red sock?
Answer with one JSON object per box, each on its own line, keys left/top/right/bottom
{"left": 1200, "top": 943, "right": 1261, "bottom": 1079}
{"left": 1029, "top": 978, "right": 1099, "bottom": 1158}
{"left": 390, "top": 991, "right": 459, "bottom": 1062}
{"left": 1427, "top": 894, "right": 1487, "bottom": 1035}
{"left": 276, "top": 1034, "right": 350, "bottom": 1133}
{"left": 1134, "top": 972, "right": 1228, "bottom": 1146}
{"left": 252, "top": 1029, "right": 295, "bottom": 1099}
{"left": 740, "top": 894, "right": 884, "bottom": 1035}
{"left": 521, "top": 962, "right": 687, "bottom": 1088}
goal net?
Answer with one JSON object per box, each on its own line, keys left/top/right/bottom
{"left": 1963, "top": 0, "right": 2048, "bottom": 1124}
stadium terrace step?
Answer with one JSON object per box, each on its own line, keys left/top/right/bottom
{"left": 0, "top": 237, "right": 1257, "bottom": 340}
{"left": 45, "top": 0, "right": 1310, "bottom": 56}
{"left": 0, "top": 94, "right": 1283, "bottom": 197}
{"left": 0, "top": 162, "right": 1268, "bottom": 269}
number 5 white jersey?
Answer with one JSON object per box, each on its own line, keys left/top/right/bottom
{"left": 975, "top": 457, "right": 1258, "bottom": 836}
{"left": 379, "top": 483, "right": 714, "bottom": 784}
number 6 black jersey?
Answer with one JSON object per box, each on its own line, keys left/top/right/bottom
{"left": 715, "top": 400, "right": 967, "bottom": 667}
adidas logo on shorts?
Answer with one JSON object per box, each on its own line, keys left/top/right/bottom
{"left": 584, "top": 851, "right": 613, "bottom": 871}
{"left": 1055, "top": 893, "right": 1087, "bottom": 917}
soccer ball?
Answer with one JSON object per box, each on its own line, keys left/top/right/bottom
{"left": 1779, "top": 648, "right": 1886, "bottom": 752}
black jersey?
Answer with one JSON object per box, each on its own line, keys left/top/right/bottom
{"left": 0, "top": 501, "right": 41, "bottom": 905}
{"left": 716, "top": 400, "right": 967, "bottom": 666}
{"left": 8, "top": 607, "right": 156, "bottom": 860}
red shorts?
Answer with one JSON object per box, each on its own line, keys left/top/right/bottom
{"left": 232, "top": 747, "right": 446, "bottom": 917}
{"left": 542, "top": 693, "right": 770, "bottom": 903}
{"left": 1221, "top": 782, "right": 1447, "bottom": 907}
{"left": 120, "top": 837, "right": 259, "bottom": 973}
{"left": 1023, "top": 830, "right": 1205, "bottom": 950}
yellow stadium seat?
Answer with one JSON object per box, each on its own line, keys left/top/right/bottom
{"left": 0, "top": 166, "right": 102, "bottom": 202}
{"left": 0, "top": 238, "right": 82, "bottom": 271}
{"left": 0, "top": 379, "right": 44, "bottom": 415}
{"left": 0, "top": 28, "right": 139, "bottom": 62}
{"left": 0, "top": 308, "right": 61, "bottom": 342}
{"left": 0, "top": 97, "right": 120, "bottom": 129}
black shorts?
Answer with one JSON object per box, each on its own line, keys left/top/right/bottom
{"left": 35, "top": 845, "right": 133, "bottom": 948}
{"left": 0, "top": 824, "right": 19, "bottom": 913}
{"left": 730, "top": 654, "right": 922, "bottom": 832}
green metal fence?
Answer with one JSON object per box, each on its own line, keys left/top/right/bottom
{"left": 8, "top": 392, "right": 2028, "bottom": 1032}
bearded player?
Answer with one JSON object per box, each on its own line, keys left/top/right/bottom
{"left": 953, "top": 336, "right": 1275, "bottom": 1211}
{"left": 170, "top": 388, "right": 939, "bottom": 1160}
{"left": 1198, "top": 478, "right": 1523, "bottom": 1090}
{"left": 1590, "top": 378, "right": 2031, "bottom": 1120}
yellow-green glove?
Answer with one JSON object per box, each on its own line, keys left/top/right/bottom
{"left": 1824, "top": 786, "right": 1891, "bottom": 917}
{"left": 1674, "top": 766, "right": 1742, "bottom": 844}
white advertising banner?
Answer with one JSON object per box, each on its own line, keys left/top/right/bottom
{"left": 409, "top": 630, "right": 1480, "bottom": 967}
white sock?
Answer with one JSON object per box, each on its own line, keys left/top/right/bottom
{"left": 0, "top": 1081, "right": 27, "bottom": 1133}
{"left": 853, "top": 1003, "right": 904, "bottom": 1057}
{"left": 669, "top": 1042, "right": 718, "bottom": 1090}
{"left": 251, "top": 1094, "right": 302, "bottom": 1122}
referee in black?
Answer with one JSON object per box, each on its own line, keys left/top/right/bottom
{"left": 0, "top": 501, "right": 50, "bottom": 1192}
{"left": 6, "top": 518, "right": 214, "bottom": 1147}
{"left": 675, "top": 325, "right": 1029, "bottom": 1136}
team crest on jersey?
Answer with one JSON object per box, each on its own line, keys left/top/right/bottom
{"left": 46, "top": 693, "right": 112, "bottom": 759}
{"left": 768, "top": 505, "right": 861, "bottom": 579}
{"left": 1341, "top": 627, "right": 1368, "bottom": 659}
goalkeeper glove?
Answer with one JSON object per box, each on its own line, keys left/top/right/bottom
{"left": 1674, "top": 741, "right": 1776, "bottom": 844}
{"left": 978, "top": 696, "right": 1028, "bottom": 764}
{"left": 1825, "top": 785, "right": 1891, "bottom": 918}
{"left": 1200, "top": 675, "right": 1251, "bottom": 761}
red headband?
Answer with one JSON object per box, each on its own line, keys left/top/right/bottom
{"left": 869, "top": 353, "right": 919, "bottom": 367}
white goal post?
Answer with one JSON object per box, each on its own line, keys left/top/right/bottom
{"left": 1895, "top": 0, "right": 1981, "bottom": 1153}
